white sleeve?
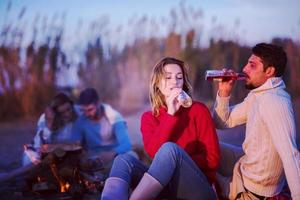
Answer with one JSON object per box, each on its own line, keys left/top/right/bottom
{"left": 32, "top": 114, "right": 52, "bottom": 149}
{"left": 213, "top": 91, "right": 249, "bottom": 129}
{"left": 102, "top": 104, "right": 125, "bottom": 124}
{"left": 22, "top": 114, "right": 47, "bottom": 165}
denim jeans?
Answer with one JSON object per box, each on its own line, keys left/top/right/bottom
{"left": 109, "top": 142, "right": 216, "bottom": 200}
{"left": 217, "top": 142, "right": 244, "bottom": 198}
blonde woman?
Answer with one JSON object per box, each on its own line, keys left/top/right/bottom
{"left": 101, "top": 57, "right": 220, "bottom": 200}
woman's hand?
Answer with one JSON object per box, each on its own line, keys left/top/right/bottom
{"left": 166, "top": 88, "right": 181, "bottom": 115}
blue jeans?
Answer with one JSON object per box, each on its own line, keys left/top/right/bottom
{"left": 217, "top": 142, "right": 244, "bottom": 198}
{"left": 109, "top": 142, "right": 216, "bottom": 200}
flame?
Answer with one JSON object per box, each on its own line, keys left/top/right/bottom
{"left": 60, "top": 182, "right": 70, "bottom": 193}
{"left": 37, "top": 176, "right": 42, "bottom": 182}
{"left": 50, "top": 163, "right": 71, "bottom": 193}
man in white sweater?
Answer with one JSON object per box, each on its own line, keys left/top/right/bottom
{"left": 213, "top": 43, "right": 300, "bottom": 200}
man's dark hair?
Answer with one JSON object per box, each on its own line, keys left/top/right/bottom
{"left": 78, "top": 88, "right": 99, "bottom": 105}
{"left": 252, "top": 43, "right": 287, "bottom": 77}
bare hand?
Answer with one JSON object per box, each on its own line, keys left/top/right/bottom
{"left": 218, "top": 69, "right": 235, "bottom": 97}
{"left": 24, "top": 148, "right": 41, "bottom": 165}
{"left": 166, "top": 88, "right": 181, "bottom": 115}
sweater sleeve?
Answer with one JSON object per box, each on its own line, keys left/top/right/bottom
{"left": 141, "top": 111, "right": 179, "bottom": 158}
{"left": 213, "top": 91, "right": 248, "bottom": 129}
{"left": 260, "top": 94, "right": 300, "bottom": 200}
{"left": 23, "top": 114, "right": 47, "bottom": 165}
{"left": 32, "top": 114, "right": 52, "bottom": 149}
{"left": 113, "top": 121, "right": 132, "bottom": 154}
{"left": 192, "top": 105, "right": 220, "bottom": 172}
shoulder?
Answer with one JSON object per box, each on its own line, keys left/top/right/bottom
{"left": 186, "top": 101, "right": 212, "bottom": 119}
{"left": 103, "top": 103, "right": 125, "bottom": 124}
{"left": 190, "top": 101, "right": 210, "bottom": 113}
{"left": 103, "top": 103, "right": 121, "bottom": 115}
{"left": 37, "top": 113, "right": 46, "bottom": 126}
{"left": 73, "top": 104, "right": 83, "bottom": 116}
{"left": 257, "top": 90, "right": 293, "bottom": 117}
{"left": 38, "top": 113, "right": 46, "bottom": 122}
{"left": 141, "top": 110, "right": 154, "bottom": 121}
{"left": 259, "top": 89, "right": 292, "bottom": 108}
{"left": 140, "top": 110, "right": 160, "bottom": 129}
{"left": 75, "top": 114, "right": 90, "bottom": 128}
{"left": 76, "top": 114, "right": 87, "bottom": 122}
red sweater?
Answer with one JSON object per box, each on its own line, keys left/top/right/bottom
{"left": 141, "top": 101, "right": 220, "bottom": 183}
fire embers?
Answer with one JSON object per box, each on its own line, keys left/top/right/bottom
{"left": 27, "top": 144, "right": 104, "bottom": 199}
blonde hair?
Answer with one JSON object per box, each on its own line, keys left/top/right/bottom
{"left": 149, "top": 57, "right": 192, "bottom": 117}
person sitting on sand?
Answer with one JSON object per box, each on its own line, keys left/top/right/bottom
{"left": 22, "top": 93, "right": 80, "bottom": 166}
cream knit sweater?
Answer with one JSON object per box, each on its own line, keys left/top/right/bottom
{"left": 213, "top": 77, "right": 300, "bottom": 200}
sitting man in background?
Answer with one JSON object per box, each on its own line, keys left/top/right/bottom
{"left": 75, "top": 88, "right": 132, "bottom": 174}
{"left": 22, "top": 93, "right": 80, "bottom": 166}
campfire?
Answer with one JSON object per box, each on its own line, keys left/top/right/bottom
{"left": 0, "top": 143, "right": 105, "bottom": 199}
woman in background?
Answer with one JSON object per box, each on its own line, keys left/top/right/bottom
{"left": 22, "top": 93, "right": 79, "bottom": 166}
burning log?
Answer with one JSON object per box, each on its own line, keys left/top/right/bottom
{"left": 1, "top": 143, "right": 106, "bottom": 199}
{"left": 0, "top": 143, "right": 82, "bottom": 182}
{"left": 36, "top": 143, "right": 84, "bottom": 195}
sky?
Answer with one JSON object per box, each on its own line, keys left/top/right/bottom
{"left": 1, "top": 0, "right": 300, "bottom": 47}
{"left": 0, "top": 0, "right": 300, "bottom": 87}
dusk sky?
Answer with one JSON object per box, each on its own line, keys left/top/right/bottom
{"left": 1, "top": 0, "right": 300, "bottom": 48}
{"left": 1, "top": 0, "right": 299, "bottom": 87}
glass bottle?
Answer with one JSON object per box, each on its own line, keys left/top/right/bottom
{"left": 177, "top": 90, "right": 192, "bottom": 108}
{"left": 205, "top": 70, "right": 246, "bottom": 81}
